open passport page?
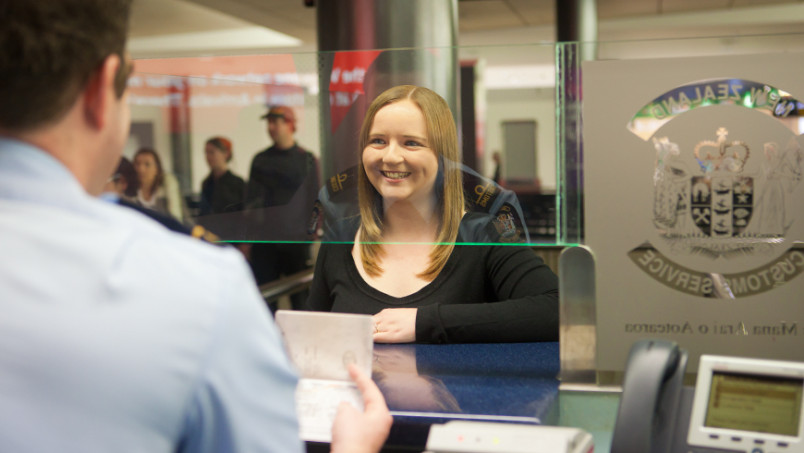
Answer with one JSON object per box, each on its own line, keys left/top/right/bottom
{"left": 274, "top": 310, "right": 374, "bottom": 442}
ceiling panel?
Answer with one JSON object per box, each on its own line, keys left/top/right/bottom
{"left": 130, "top": 0, "right": 251, "bottom": 37}
{"left": 188, "top": 0, "right": 317, "bottom": 42}
{"left": 596, "top": 0, "right": 661, "bottom": 19}
{"left": 505, "top": 0, "right": 555, "bottom": 26}
{"left": 661, "top": 0, "right": 731, "bottom": 14}
{"left": 726, "top": 0, "right": 800, "bottom": 6}
{"left": 458, "top": 0, "right": 528, "bottom": 31}
{"left": 130, "top": 0, "right": 804, "bottom": 56}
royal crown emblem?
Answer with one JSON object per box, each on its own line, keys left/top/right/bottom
{"left": 693, "top": 127, "right": 750, "bottom": 174}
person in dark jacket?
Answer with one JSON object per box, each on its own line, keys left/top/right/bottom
{"left": 199, "top": 136, "right": 246, "bottom": 216}
{"left": 245, "top": 106, "right": 321, "bottom": 309}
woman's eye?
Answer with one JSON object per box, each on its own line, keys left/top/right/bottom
{"left": 369, "top": 138, "right": 386, "bottom": 145}
{"left": 405, "top": 140, "right": 423, "bottom": 147}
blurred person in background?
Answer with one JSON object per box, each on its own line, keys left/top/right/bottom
{"left": 245, "top": 105, "right": 321, "bottom": 309}
{"left": 103, "top": 156, "right": 219, "bottom": 242}
{"left": 103, "top": 156, "right": 139, "bottom": 202}
{"left": 491, "top": 150, "right": 502, "bottom": 184}
{"left": 199, "top": 136, "right": 246, "bottom": 216}
{"left": 133, "top": 147, "right": 187, "bottom": 223}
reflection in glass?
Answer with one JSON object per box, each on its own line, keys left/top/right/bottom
{"left": 127, "top": 43, "right": 565, "bottom": 246}
{"left": 372, "top": 345, "right": 460, "bottom": 413}
{"left": 371, "top": 343, "right": 560, "bottom": 420}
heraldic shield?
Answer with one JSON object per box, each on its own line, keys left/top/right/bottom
{"left": 690, "top": 175, "right": 754, "bottom": 237}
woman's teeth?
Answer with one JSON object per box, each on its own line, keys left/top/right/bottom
{"left": 382, "top": 171, "right": 410, "bottom": 179}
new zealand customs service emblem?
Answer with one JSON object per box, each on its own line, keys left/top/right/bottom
{"left": 626, "top": 79, "right": 804, "bottom": 298}
{"left": 689, "top": 128, "right": 753, "bottom": 239}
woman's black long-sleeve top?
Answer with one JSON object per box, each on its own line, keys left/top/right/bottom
{"left": 305, "top": 213, "right": 559, "bottom": 343}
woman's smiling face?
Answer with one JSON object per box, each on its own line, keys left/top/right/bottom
{"left": 361, "top": 99, "right": 439, "bottom": 209}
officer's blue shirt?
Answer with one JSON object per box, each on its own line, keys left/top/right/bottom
{"left": 0, "top": 138, "right": 302, "bottom": 453}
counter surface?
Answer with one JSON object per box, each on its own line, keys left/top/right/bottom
{"left": 372, "top": 342, "right": 559, "bottom": 448}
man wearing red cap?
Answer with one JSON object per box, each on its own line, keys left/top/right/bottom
{"left": 245, "top": 105, "right": 321, "bottom": 309}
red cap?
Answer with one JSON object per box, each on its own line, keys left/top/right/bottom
{"left": 208, "top": 136, "right": 232, "bottom": 154}
{"left": 260, "top": 105, "right": 296, "bottom": 125}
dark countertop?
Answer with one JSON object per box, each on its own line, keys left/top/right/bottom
{"left": 372, "top": 342, "right": 560, "bottom": 448}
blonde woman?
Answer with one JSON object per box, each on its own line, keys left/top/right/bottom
{"left": 306, "top": 85, "right": 558, "bottom": 343}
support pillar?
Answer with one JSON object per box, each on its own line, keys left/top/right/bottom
{"left": 316, "top": 0, "right": 459, "bottom": 178}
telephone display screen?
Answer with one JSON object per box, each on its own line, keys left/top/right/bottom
{"left": 704, "top": 371, "right": 803, "bottom": 436}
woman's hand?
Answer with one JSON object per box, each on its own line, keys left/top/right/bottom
{"left": 372, "top": 308, "right": 417, "bottom": 343}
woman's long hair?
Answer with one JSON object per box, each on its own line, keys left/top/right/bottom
{"left": 357, "top": 85, "right": 465, "bottom": 279}
{"left": 133, "top": 147, "right": 164, "bottom": 192}
{"left": 115, "top": 156, "right": 139, "bottom": 198}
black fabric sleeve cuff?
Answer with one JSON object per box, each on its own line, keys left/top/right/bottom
{"left": 415, "top": 304, "right": 448, "bottom": 343}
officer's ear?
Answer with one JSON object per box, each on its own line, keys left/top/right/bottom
{"left": 83, "top": 54, "right": 122, "bottom": 130}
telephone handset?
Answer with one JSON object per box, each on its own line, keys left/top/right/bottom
{"left": 610, "top": 339, "right": 689, "bottom": 453}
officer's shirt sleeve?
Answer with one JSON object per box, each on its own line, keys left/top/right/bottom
{"left": 178, "top": 259, "right": 302, "bottom": 453}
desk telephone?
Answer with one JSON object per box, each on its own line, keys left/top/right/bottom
{"left": 611, "top": 339, "right": 804, "bottom": 453}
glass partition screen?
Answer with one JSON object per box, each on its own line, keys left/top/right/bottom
{"left": 126, "top": 44, "right": 572, "bottom": 248}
